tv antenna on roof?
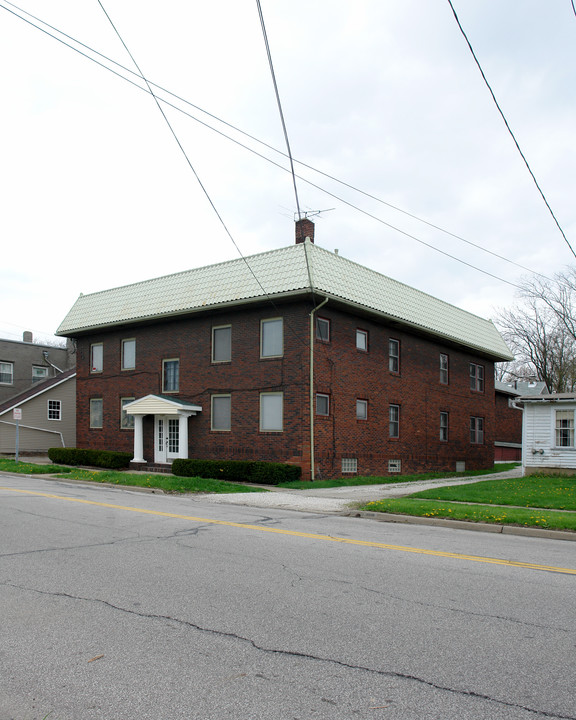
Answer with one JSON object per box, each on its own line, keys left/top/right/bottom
{"left": 294, "top": 208, "right": 335, "bottom": 221}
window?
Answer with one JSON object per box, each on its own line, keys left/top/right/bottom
{"left": 212, "top": 325, "right": 231, "bottom": 363}
{"left": 555, "top": 410, "right": 574, "bottom": 447}
{"left": 356, "top": 329, "right": 368, "bottom": 352}
{"left": 33, "top": 366, "right": 49, "bottom": 383}
{"left": 122, "top": 339, "right": 136, "bottom": 370}
{"left": 342, "top": 458, "right": 358, "bottom": 473}
{"left": 470, "top": 416, "right": 484, "bottom": 444}
{"left": 356, "top": 399, "right": 368, "bottom": 420}
{"left": 211, "top": 394, "right": 231, "bottom": 431}
{"left": 261, "top": 318, "right": 283, "bottom": 358}
{"left": 470, "top": 363, "right": 484, "bottom": 392}
{"left": 388, "top": 459, "right": 402, "bottom": 473}
{"left": 121, "top": 397, "right": 135, "bottom": 429}
{"left": 0, "top": 361, "right": 14, "bottom": 385}
{"left": 389, "top": 339, "right": 400, "bottom": 373}
{"left": 389, "top": 404, "right": 400, "bottom": 438}
{"left": 316, "top": 393, "right": 330, "bottom": 416}
{"left": 163, "top": 359, "right": 180, "bottom": 393}
{"left": 316, "top": 317, "right": 330, "bottom": 342}
{"left": 440, "top": 354, "right": 449, "bottom": 384}
{"left": 91, "top": 343, "right": 103, "bottom": 373}
{"left": 48, "top": 400, "right": 61, "bottom": 421}
{"left": 260, "top": 392, "right": 283, "bottom": 431}
{"left": 440, "top": 411, "right": 449, "bottom": 441}
{"left": 90, "top": 399, "right": 103, "bottom": 428}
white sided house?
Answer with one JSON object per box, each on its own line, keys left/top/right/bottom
{"left": 522, "top": 393, "right": 576, "bottom": 475}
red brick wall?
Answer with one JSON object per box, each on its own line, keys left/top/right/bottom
{"left": 73, "top": 299, "right": 498, "bottom": 479}
{"left": 312, "top": 306, "right": 496, "bottom": 477}
{"left": 494, "top": 391, "right": 523, "bottom": 444}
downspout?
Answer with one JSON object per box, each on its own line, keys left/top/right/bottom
{"left": 309, "top": 297, "right": 329, "bottom": 480}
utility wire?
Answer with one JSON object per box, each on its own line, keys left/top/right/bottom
{"left": 1, "top": 0, "right": 551, "bottom": 283}
{"left": 94, "top": 1, "right": 295, "bottom": 322}
{"left": 96, "top": 1, "right": 313, "bottom": 351}
{"left": 447, "top": 0, "right": 576, "bottom": 259}
{"left": 255, "top": 0, "right": 302, "bottom": 220}
{"left": 0, "top": 1, "right": 546, "bottom": 289}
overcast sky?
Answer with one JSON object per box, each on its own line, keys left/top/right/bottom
{"left": 1, "top": 0, "right": 575, "bottom": 345}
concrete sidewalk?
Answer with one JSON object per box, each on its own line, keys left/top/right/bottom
{"left": 194, "top": 467, "right": 525, "bottom": 513}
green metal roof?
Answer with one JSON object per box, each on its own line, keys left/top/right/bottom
{"left": 57, "top": 241, "right": 513, "bottom": 361}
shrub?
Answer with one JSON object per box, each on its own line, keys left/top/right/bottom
{"left": 48, "top": 448, "right": 132, "bottom": 469}
{"left": 172, "top": 458, "right": 301, "bottom": 485}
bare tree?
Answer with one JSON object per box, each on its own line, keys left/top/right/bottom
{"left": 495, "top": 275, "right": 576, "bottom": 393}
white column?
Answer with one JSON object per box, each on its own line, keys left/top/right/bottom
{"left": 178, "top": 413, "right": 190, "bottom": 459}
{"left": 132, "top": 415, "right": 146, "bottom": 463}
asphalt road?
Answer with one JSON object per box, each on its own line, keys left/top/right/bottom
{"left": 1, "top": 473, "right": 575, "bottom": 720}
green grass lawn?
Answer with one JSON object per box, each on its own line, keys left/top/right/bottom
{"left": 52, "top": 469, "right": 267, "bottom": 494}
{"left": 0, "top": 459, "right": 265, "bottom": 494}
{"left": 360, "top": 474, "right": 576, "bottom": 531}
{"left": 0, "top": 458, "right": 71, "bottom": 474}
{"left": 412, "top": 475, "right": 576, "bottom": 511}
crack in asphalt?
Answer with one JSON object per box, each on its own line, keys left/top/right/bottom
{"left": 354, "top": 584, "right": 574, "bottom": 635}
{"left": 4, "top": 581, "right": 574, "bottom": 720}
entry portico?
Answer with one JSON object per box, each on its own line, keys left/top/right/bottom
{"left": 124, "top": 395, "right": 202, "bottom": 465}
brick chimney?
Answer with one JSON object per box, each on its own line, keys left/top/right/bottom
{"left": 295, "top": 217, "right": 315, "bottom": 244}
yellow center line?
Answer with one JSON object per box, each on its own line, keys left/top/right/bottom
{"left": 2, "top": 486, "right": 575, "bottom": 575}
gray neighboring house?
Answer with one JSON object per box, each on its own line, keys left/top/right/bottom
{"left": 0, "top": 368, "right": 76, "bottom": 454}
{"left": 0, "top": 332, "right": 75, "bottom": 403}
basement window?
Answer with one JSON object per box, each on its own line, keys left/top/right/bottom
{"left": 388, "top": 459, "right": 402, "bottom": 473}
{"left": 342, "top": 458, "right": 358, "bottom": 474}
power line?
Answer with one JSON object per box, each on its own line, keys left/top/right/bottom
{"left": 94, "top": 0, "right": 298, "bottom": 328}
{"left": 255, "top": 0, "right": 302, "bottom": 220}
{"left": 0, "top": 1, "right": 549, "bottom": 289}
{"left": 446, "top": 0, "right": 576, "bottom": 260}
{"left": 0, "top": 0, "right": 552, "bottom": 284}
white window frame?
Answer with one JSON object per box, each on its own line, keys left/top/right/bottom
{"left": 121, "top": 397, "right": 135, "bottom": 429}
{"left": 316, "top": 317, "right": 330, "bottom": 342}
{"left": 440, "top": 353, "right": 449, "bottom": 384}
{"left": 90, "top": 343, "right": 103, "bottom": 373}
{"left": 356, "top": 329, "right": 368, "bottom": 352}
{"left": 470, "top": 363, "right": 485, "bottom": 392}
{"left": 389, "top": 404, "right": 400, "bottom": 438}
{"left": 261, "top": 318, "right": 283, "bottom": 358}
{"left": 316, "top": 393, "right": 330, "bottom": 416}
{"left": 470, "top": 416, "right": 484, "bottom": 444}
{"left": 0, "top": 361, "right": 13, "bottom": 385}
{"left": 90, "top": 398, "right": 103, "bottom": 429}
{"left": 356, "top": 399, "right": 368, "bottom": 420}
{"left": 211, "top": 394, "right": 232, "bottom": 431}
{"left": 121, "top": 339, "right": 136, "bottom": 370}
{"left": 48, "top": 399, "right": 61, "bottom": 421}
{"left": 389, "top": 339, "right": 400, "bottom": 373}
{"left": 388, "top": 459, "right": 402, "bottom": 473}
{"left": 260, "top": 392, "right": 283, "bottom": 432}
{"left": 33, "top": 366, "right": 49, "bottom": 383}
{"left": 162, "top": 358, "right": 180, "bottom": 393}
{"left": 212, "top": 325, "right": 232, "bottom": 363}
{"left": 440, "top": 411, "right": 449, "bottom": 442}
{"left": 555, "top": 410, "right": 574, "bottom": 448}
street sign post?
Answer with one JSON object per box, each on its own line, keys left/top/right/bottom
{"left": 13, "top": 408, "right": 22, "bottom": 462}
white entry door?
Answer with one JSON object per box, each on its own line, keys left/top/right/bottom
{"left": 155, "top": 416, "right": 180, "bottom": 463}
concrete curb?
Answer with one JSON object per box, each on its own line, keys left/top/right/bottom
{"left": 341, "top": 509, "right": 576, "bottom": 541}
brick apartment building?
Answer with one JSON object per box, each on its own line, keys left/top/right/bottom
{"left": 56, "top": 220, "right": 513, "bottom": 479}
